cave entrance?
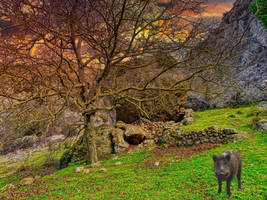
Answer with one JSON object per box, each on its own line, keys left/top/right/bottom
{"left": 124, "top": 134, "right": 146, "bottom": 145}
{"left": 174, "top": 113, "right": 185, "bottom": 122}
{"left": 109, "top": 133, "right": 116, "bottom": 154}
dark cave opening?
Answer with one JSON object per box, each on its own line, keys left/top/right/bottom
{"left": 124, "top": 134, "right": 146, "bottom": 145}
{"left": 109, "top": 133, "right": 116, "bottom": 154}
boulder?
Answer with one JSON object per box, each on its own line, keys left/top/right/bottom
{"left": 0, "top": 184, "right": 15, "bottom": 192}
{"left": 115, "top": 161, "right": 122, "bottom": 166}
{"left": 181, "top": 108, "right": 194, "bottom": 118}
{"left": 91, "top": 112, "right": 110, "bottom": 127}
{"left": 20, "top": 177, "right": 35, "bottom": 185}
{"left": 124, "top": 125, "right": 147, "bottom": 145}
{"left": 91, "top": 162, "right": 101, "bottom": 168}
{"left": 112, "top": 128, "right": 129, "bottom": 153}
{"left": 257, "top": 101, "right": 267, "bottom": 110}
{"left": 112, "top": 156, "right": 119, "bottom": 160}
{"left": 162, "top": 121, "right": 181, "bottom": 132}
{"left": 255, "top": 120, "right": 267, "bottom": 130}
{"left": 232, "top": 132, "right": 248, "bottom": 142}
{"left": 223, "top": 128, "right": 238, "bottom": 135}
{"left": 6, "top": 184, "right": 15, "bottom": 189}
{"left": 75, "top": 167, "right": 84, "bottom": 173}
{"left": 95, "top": 126, "right": 113, "bottom": 155}
{"left": 263, "top": 80, "right": 267, "bottom": 99}
{"left": 205, "top": 126, "right": 219, "bottom": 132}
{"left": 116, "top": 121, "right": 127, "bottom": 130}
{"left": 1, "top": 135, "right": 38, "bottom": 154}
{"left": 182, "top": 117, "right": 194, "bottom": 125}
{"left": 60, "top": 126, "right": 130, "bottom": 168}
{"left": 47, "top": 127, "right": 63, "bottom": 136}
{"left": 43, "top": 134, "right": 66, "bottom": 146}
{"left": 61, "top": 109, "right": 82, "bottom": 124}
{"left": 84, "top": 169, "right": 90, "bottom": 173}
{"left": 99, "top": 168, "right": 107, "bottom": 173}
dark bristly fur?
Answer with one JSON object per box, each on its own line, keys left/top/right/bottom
{"left": 212, "top": 150, "right": 242, "bottom": 197}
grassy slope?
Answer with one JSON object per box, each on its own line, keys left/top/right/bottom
{"left": 180, "top": 104, "right": 264, "bottom": 132}
{"left": 0, "top": 148, "right": 66, "bottom": 190}
{"left": 1, "top": 104, "right": 266, "bottom": 200}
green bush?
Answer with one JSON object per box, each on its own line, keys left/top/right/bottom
{"left": 236, "top": 110, "right": 243, "bottom": 114}
{"left": 252, "top": 117, "right": 261, "bottom": 126}
{"left": 246, "top": 112, "right": 254, "bottom": 117}
{"left": 228, "top": 114, "right": 236, "bottom": 118}
{"left": 251, "top": 0, "right": 267, "bottom": 28}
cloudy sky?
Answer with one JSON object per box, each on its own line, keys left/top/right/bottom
{"left": 160, "top": 0, "right": 236, "bottom": 17}
{"left": 204, "top": 0, "right": 235, "bottom": 17}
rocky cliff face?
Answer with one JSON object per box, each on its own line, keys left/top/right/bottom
{"left": 185, "top": 0, "right": 267, "bottom": 110}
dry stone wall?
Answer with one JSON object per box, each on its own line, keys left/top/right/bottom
{"left": 157, "top": 126, "right": 239, "bottom": 147}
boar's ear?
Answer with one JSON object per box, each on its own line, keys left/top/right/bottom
{"left": 226, "top": 154, "right": 230, "bottom": 162}
{"left": 212, "top": 155, "right": 217, "bottom": 162}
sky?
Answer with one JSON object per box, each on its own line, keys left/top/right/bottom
{"left": 160, "top": 0, "right": 236, "bottom": 17}
{"left": 204, "top": 0, "right": 235, "bottom": 17}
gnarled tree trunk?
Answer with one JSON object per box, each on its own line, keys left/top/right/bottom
{"left": 84, "top": 114, "right": 98, "bottom": 164}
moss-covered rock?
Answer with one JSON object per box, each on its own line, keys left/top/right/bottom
{"left": 0, "top": 135, "right": 38, "bottom": 154}
{"left": 157, "top": 128, "right": 183, "bottom": 147}
{"left": 60, "top": 125, "right": 130, "bottom": 168}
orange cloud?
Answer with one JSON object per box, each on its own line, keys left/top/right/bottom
{"left": 159, "top": 0, "right": 233, "bottom": 17}
{"left": 203, "top": 3, "right": 233, "bottom": 17}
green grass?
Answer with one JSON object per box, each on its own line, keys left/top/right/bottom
{"left": 1, "top": 104, "right": 266, "bottom": 199}
{"left": 180, "top": 104, "right": 266, "bottom": 132}
{"left": 0, "top": 147, "right": 67, "bottom": 191}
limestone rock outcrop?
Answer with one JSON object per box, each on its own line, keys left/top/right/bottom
{"left": 185, "top": 0, "right": 267, "bottom": 110}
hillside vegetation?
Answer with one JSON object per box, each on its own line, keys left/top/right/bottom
{"left": 251, "top": 0, "right": 267, "bottom": 27}
{"left": 0, "top": 103, "right": 266, "bottom": 200}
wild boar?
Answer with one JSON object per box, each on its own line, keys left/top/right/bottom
{"left": 212, "top": 150, "right": 242, "bottom": 197}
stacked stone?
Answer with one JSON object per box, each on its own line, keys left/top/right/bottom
{"left": 157, "top": 126, "right": 238, "bottom": 147}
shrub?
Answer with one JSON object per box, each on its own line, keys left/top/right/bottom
{"left": 228, "top": 114, "right": 236, "bottom": 118}
{"left": 246, "top": 112, "right": 254, "bottom": 117}
{"left": 251, "top": 0, "right": 267, "bottom": 28}
{"left": 23, "top": 122, "right": 43, "bottom": 137}
{"left": 252, "top": 117, "right": 261, "bottom": 126}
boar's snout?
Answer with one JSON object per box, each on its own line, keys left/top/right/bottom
{"left": 216, "top": 171, "right": 229, "bottom": 177}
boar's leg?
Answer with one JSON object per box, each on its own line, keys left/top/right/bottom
{"left": 237, "top": 165, "right": 242, "bottom": 190}
{"left": 226, "top": 180, "right": 232, "bottom": 197}
{"left": 217, "top": 179, "right": 222, "bottom": 194}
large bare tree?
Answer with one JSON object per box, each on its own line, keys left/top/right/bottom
{"left": 0, "top": 0, "right": 226, "bottom": 163}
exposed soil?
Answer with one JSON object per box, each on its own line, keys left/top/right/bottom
{"left": 154, "top": 143, "right": 217, "bottom": 158}
{"left": 142, "top": 143, "right": 217, "bottom": 169}
{"left": 1, "top": 180, "right": 48, "bottom": 200}
{"left": 17, "top": 161, "right": 60, "bottom": 178}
